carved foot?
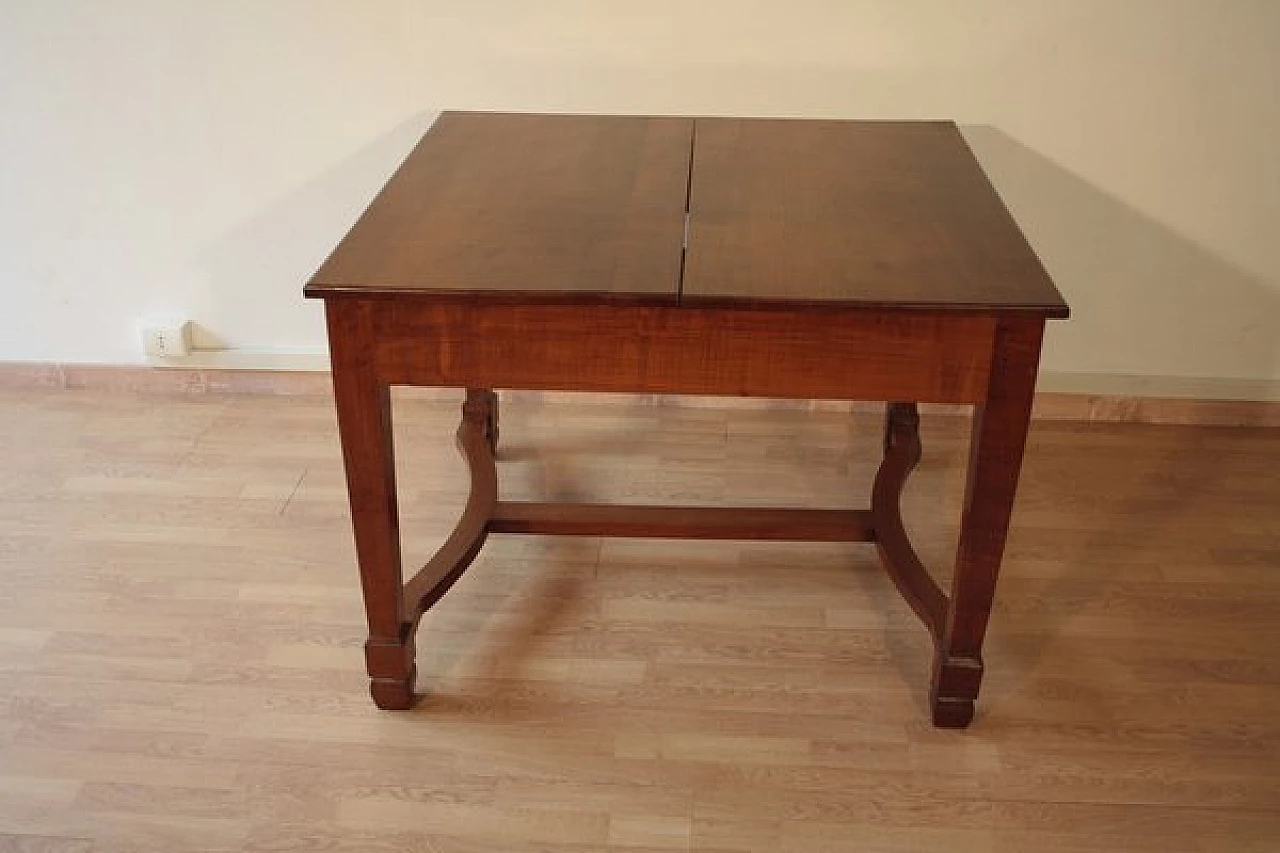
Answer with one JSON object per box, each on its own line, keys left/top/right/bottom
{"left": 930, "top": 652, "right": 983, "bottom": 729}
{"left": 365, "top": 634, "right": 417, "bottom": 711}
{"left": 370, "top": 667, "right": 417, "bottom": 710}
{"left": 931, "top": 695, "right": 975, "bottom": 728}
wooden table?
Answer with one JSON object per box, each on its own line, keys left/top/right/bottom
{"left": 305, "top": 112, "right": 1069, "bottom": 727}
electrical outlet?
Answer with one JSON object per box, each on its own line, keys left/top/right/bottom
{"left": 140, "top": 318, "right": 191, "bottom": 358}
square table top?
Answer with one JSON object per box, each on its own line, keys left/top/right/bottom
{"left": 306, "top": 111, "right": 1067, "bottom": 318}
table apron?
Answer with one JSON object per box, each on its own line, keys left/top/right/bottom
{"left": 342, "top": 301, "right": 998, "bottom": 405}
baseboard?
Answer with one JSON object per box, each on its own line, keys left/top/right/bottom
{"left": 2, "top": 361, "right": 1278, "bottom": 427}
{"left": 1036, "top": 371, "right": 1280, "bottom": 404}
{"left": 0, "top": 362, "right": 334, "bottom": 396}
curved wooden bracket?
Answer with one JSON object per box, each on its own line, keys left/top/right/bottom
{"left": 402, "top": 390, "right": 498, "bottom": 626}
{"left": 871, "top": 403, "right": 948, "bottom": 640}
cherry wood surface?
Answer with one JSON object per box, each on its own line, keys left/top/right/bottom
{"left": 933, "top": 317, "right": 1048, "bottom": 726}
{"left": 325, "top": 301, "right": 415, "bottom": 710}
{"left": 306, "top": 112, "right": 692, "bottom": 303}
{"left": 361, "top": 301, "right": 997, "bottom": 405}
{"left": 872, "top": 402, "right": 949, "bottom": 640}
{"left": 308, "top": 112, "right": 1069, "bottom": 728}
{"left": 490, "top": 503, "right": 877, "bottom": 542}
{"left": 683, "top": 118, "right": 1069, "bottom": 314}
{"left": 305, "top": 111, "right": 1068, "bottom": 317}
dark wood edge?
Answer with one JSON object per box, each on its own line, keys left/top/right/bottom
{"left": 303, "top": 284, "right": 682, "bottom": 306}
{"left": 947, "top": 127, "right": 1070, "bottom": 318}
{"left": 304, "top": 286, "right": 1067, "bottom": 318}
{"left": 491, "top": 502, "right": 875, "bottom": 542}
{"left": 437, "top": 111, "right": 964, "bottom": 125}
{"left": 871, "top": 403, "right": 949, "bottom": 637}
{"left": 401, "top": 390, "right": 496, "bottom": 622}
{"left": 676, "top": 295, "right": 1068, "bottom": 319}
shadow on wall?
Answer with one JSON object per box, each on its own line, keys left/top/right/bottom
{"left": 964, "top": 126, "right": 1279, "bottom": 392}
{"left": 192, "top": 111, "right": 440, "bottom": 351}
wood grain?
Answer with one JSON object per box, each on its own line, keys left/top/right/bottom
{"left": 400, "top": 390, "right": 497, "bottom": 621}
{"left": 363, "top": 301, "right": 997, "bottom": 405}
{"left": 933, "top": 316, "right": 1047, "bottom": 727}
{"left": 2, "top": 388, "right": 1278, "bottom": 851}
{"left": 306, "top": 113, "right": 1067, "bottom": 318}
{"left": 326, "top": 302, "right": 414, "bottom": 710}
{"left": 872, "top": 402, "right": 948, "bottom": 638}
{"left": 490, "top": 503, "right": 876, "bottom": 541}
{"left": 305, "top": 112, "right": 693, "bottom": 302}
{"left": 683, "top": 118, "right": 1069, "bottom": 315}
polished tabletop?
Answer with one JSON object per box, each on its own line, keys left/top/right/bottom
{"left": 306, "top": 111, "right": 1067, "bottom": 317}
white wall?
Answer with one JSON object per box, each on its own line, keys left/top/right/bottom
{"left": 2, "top": 1, "right": 1278, "bottom": 395}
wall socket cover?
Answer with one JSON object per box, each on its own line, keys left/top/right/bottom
{"left": 139, "top": 318, "right": 192, "bottom": 358}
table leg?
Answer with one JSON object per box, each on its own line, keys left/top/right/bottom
{"left": 328, "top": 305, "right": 415, "bottom": 710}
{"left": 931, "top": 317, "right": 1045, "bottom": 727}
{"left": 478, "top": 389, "right": 499, "bottom": 453}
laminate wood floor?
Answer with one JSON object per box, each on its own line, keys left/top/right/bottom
{"left": 1, "top": 388, "right": 1277, "bottom": 852}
